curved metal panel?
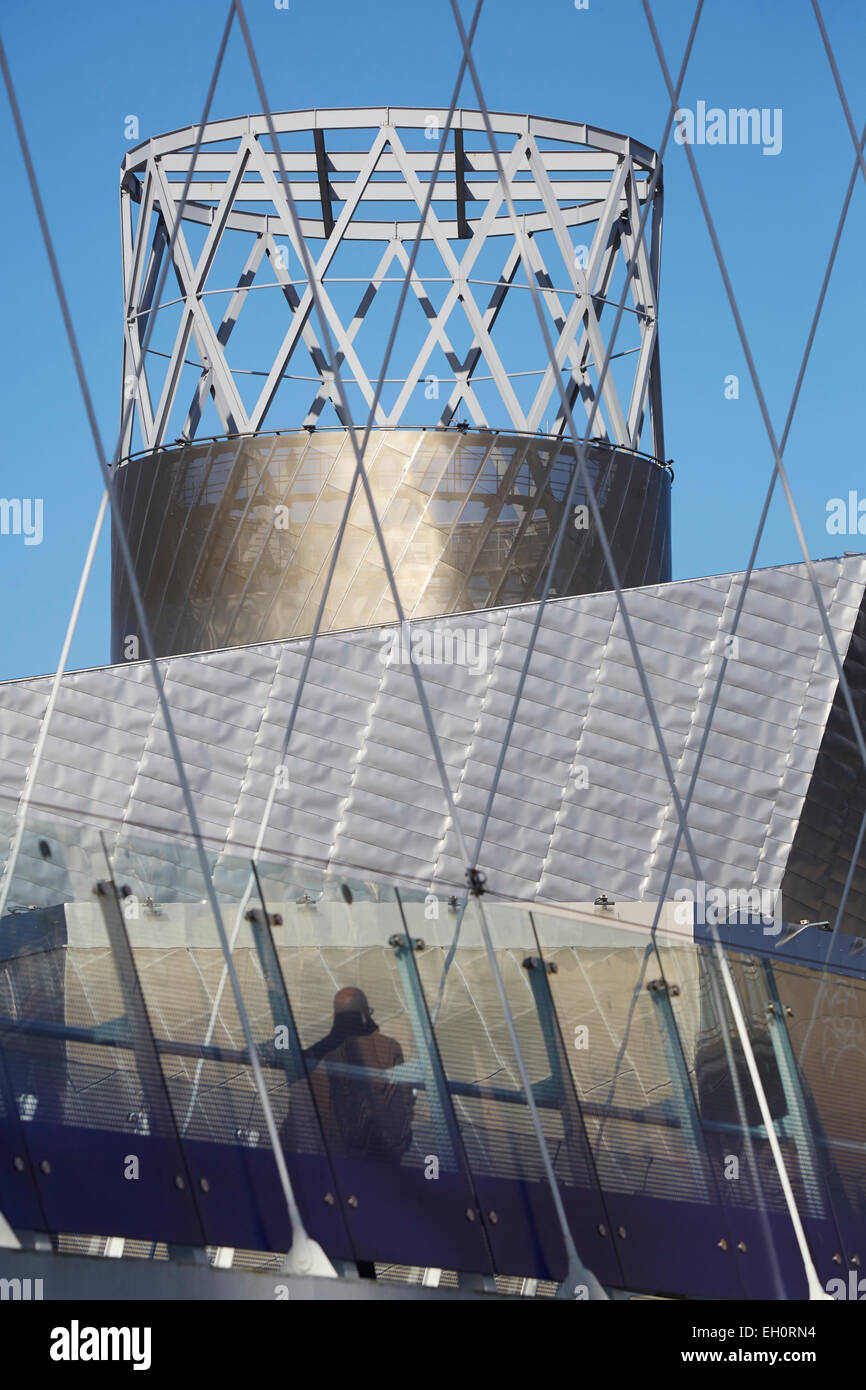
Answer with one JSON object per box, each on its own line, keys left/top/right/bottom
{"left": 110, "top": 428, "right": 671, "bottom": 661}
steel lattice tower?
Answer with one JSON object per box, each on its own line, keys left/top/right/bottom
{"left": 112, "top": 109, "right": 671, "bottom": 659}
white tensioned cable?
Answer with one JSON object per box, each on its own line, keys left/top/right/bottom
{"left": 439, "top": 0, "right": 715, "bottom": 1294}
{"left": 446, "top": 0, "right": 779, "bottom": 1306}
{"left": 440, "top": 20, "right": 864, "bottom": 1007}
{"left": 646, "top": 113, "right": 866, "bottom": 944}
{"left": 791, "top": 1, "right": 866, "bottom": 1068}
{"left": 431, "top": 1, "right": 705, "bottom": 1024}
{"left": 588, "top": 936, "right": 788, "bottom": 1305}
{"left": 646, "top": 12, "right": 866, "bottom": 847}
{"left": 0, "top": 9, "right": 235, "bottom": 917}
{"left": 643, "top": 0, "right": 837, "bottom": 1300}
{"left": 593, "top": 98, "right": 866, "bottom": 1302}
{"left": 452, "top": 0, "right": 821, "bottom": 1299}
{"left": 605, "top": 97, "right": 866, "bottom": 1178}
{"left": 646, "top": 5, "right": 866, "bottom": 815}
{"left": 0, "top": 8, "right": 333, "bottom": 1277}
{"left": 643, "top": 4, "right": 866, "bottom": 943}
{"left": 232, "top": 0, "right": 607, "bottom": 1296}
{"left": 796, "top": 799, "right": 866, "bottom": 1067}
{"left": 180, "top": 0, "right": 486, "bottom": 1132}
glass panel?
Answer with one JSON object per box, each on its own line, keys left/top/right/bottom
{"left": 398, "top": 893, "right": 620, "bottom": 1284}
{"left": 102, "top": 834, "right": 353, "bottom": 1260}
{"left": 527, "top": 905, "right": 745, "bottom": 1296}
{"left": 0, "top": 815, "right": 203, "bottom": 1244}
{"left": 771, "top": 957, "right": 866, "bottom": 1275}
{"left": 687, "top": 945, "right": 847, "bottom": 1298}
{"left": 3, "top": 804, "right": 859, "bottom": 1294}
{"left": 251, "top": 864, "right": 494, "bottom": 1274}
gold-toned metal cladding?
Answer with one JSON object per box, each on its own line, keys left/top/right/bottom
{"left": 111, "top": 427, "right": 670, "bottom": 660}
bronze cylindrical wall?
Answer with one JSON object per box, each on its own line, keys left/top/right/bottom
{"left": 110, "top": 427, "right": 671, "bottom": 661}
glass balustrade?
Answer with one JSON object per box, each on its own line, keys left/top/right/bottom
{"left": 0, "top": 808, "right": 860, "bottom": 1295}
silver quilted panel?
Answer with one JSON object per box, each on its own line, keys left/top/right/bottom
{"left": 0, "top": 556, "right": 863, "bottom": 907}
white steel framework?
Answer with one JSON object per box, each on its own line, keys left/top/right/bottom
{"left": 119, "top": 108, "right": 665, "bottom": 460}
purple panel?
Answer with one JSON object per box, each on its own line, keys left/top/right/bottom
{"left": 184, "top": 1144, "right": 354, "bottom": 1258}
{"left": 25, "top": 1123, "right": 205, "bottom": 1245}
{"left": 332, "top": 1157, "right": 495, "bottom": 1273}
{"left": 470, "top": 1174, "right": 622, "bottom": 1284}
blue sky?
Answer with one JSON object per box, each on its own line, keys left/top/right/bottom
{"left": 0, "top": 0, "right": 863, "bottom": 680}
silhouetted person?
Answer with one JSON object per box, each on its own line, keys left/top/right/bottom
{"left": 280, "top": 988, "right": 414, "bottom": 1281}
{"left": 304, "top": 987, "right": 414, "bottom": 1163}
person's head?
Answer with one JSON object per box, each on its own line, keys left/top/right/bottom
{"left": 333, "top": 986, "right": 372, "bottom": 1027}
